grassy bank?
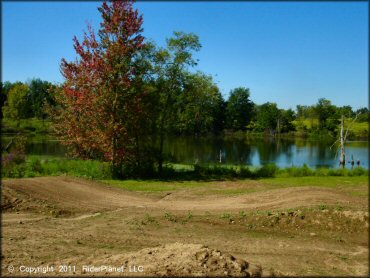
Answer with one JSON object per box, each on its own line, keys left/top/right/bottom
{"left": 2, "top": 118, "right": 52, "bottom": 134}
{"left": 2, "top": 155, "right": 368, "bottom": 180}
{"left": 101, "top": 176, "right": 368, "bottom": 198}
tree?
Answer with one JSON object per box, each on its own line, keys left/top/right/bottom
{"left": 2, "top": 84, "right": 32, "bottom": 125}
{"left": 337, "top": 105, "right": 354, "bottom": 118}
{"left": 53, "top": 0, "right": 151, "bottom": 178}
{"left": 1, "top": 81, "right": 23, "bottom": 119}
{"left": 279, "top": 108, "right": 296, "bottom": 133}
{"left": 314, "top": 98, "right": 336, "bottom": 130}
{"left": 152, "top": 31, "right": 201, "bottom": 173}
{"left": 176, "top": 72, "right": 223, "bottom": 135}
{"left": 355, "top": 107, "right": 369, "bottom": 122}
{"left": 28, "top": 78, "right": 56, "bottom": 119}
{"left": 255, "top": 102, "right": 280, "bottom": 133}
{"left": 225, "top": 87, "right": 254, "bottom": 131}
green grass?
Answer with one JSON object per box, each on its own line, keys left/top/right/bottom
{"left": 2, "top": 154, "right": 368, "bottom": 187}
{"left": 261, "top": 176, "right": 368, "bottom": 188}
{"left": 2, "top": 155, "right": 111, "bottom": 179}
{"left": 100, "top": 176, "right": 368, "bottom": 197}
{"left": 2, "top": 118, "right": 52, "bottom": 134}
{"left": 344, "top": 121, "right": 368, "bottom": 139}
{"left": 100, "top": 179, "right": 207, "bottom": 192}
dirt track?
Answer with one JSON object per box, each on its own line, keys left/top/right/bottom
{"left": 2, "top": 176, "right": 363, "bottom": 214}
{"left": 1, "top": 176, "right": 369, "bottom": 277}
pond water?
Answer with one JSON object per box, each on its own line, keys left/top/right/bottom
{"left": 2, "top": 134, "right": 369, "bottom": 169}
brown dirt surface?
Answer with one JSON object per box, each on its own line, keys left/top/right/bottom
{"left": 89, "top": 243, "right": 260, "bottom": 277}
{"left": 1, "top": 176, "right": 368, "bottom": 277}
{"left": 1, "top": 176, "right": 364, "bottom": 214}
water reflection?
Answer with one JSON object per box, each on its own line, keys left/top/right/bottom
{"left": 1, "top": 135, "right": 368, "bottom": 169}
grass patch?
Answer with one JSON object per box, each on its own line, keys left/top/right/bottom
{"left": 261, "top": 176, "right": 368, "bottom": 188}
{"left": 101, "top": 179, "right": 206, "bottom": 192}
{"left": 2, "top": 118, "right": 52, "bottom": 134}
{"left": 2, "top": 155, "right": 112, "bottom": 179}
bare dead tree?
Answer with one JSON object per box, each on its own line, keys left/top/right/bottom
{"left": 330, "top": 113, "right": 360, "bottom": 168}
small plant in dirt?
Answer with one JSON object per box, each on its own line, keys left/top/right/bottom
{"left": 164, "top": 212, "right": 177, "bottom": 222}
{"left": 318, "top": 204, "right": 327, "bottom": 211}
{"left": 187, "top": 211, "right": 193, "bottom": 220}
{"left": 335, "top": 236, "right": 344, "bottom": 243}
{"left": 220, "top": 212, "right": 234, "bottom": 221}
{"left": 239, "top": 210, "right": 247, "bottom": 218}
{"left": 142, "top": 214, "right": 159, "bottom": 226}
{"left": 335, "top": 205, "right": 344, "bottom": 211}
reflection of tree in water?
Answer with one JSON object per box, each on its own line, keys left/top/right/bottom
{"left": 164, "top": 136, "right": 224, "bottom": 164}
{"left": 256, "top": 137, "right": 294, "bottom": 165}
{"left": 4, "top": 135, "right": 368, "bottom": 168}
{"left": 278, "top": 139, "right": 294, "bottom": 160}
{"left": 26, "top": 138, "right": 66, "bottom": 157}
{"left": 222, "top": 138, "right": 254, "bottom": 165}
{"left": 164, "top": 136, "right": 255, "bottom": 165}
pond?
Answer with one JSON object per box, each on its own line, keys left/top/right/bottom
{"left": 2, "top": 134, "right": 368, "bottom": 169}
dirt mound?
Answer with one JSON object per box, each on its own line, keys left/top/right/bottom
{"left": 334, "top": 210, "right": 369, "bottom": 222}
{"left": 96, "top": 243, "right": 262, "bottom": 277}
{"left": 2, "top": 177, "right": 364, "bottom": 216}
{"left": 1, "top": 177, "right": 154, "bottom": 214}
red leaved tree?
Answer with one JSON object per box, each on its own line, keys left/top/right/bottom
{"left": 54, "top": 0, "right": 152, "bottom": 178}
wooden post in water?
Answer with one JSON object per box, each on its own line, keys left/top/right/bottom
{"left": 339, "top": 115, "right": 345, "bottom": 168}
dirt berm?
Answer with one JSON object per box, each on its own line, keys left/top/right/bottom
{"left": 90, "top": 243, "right": 262, "bottom": 277}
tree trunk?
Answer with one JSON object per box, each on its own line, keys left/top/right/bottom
{"left": 158, "top": 128, "right": 165, "bottom": 174}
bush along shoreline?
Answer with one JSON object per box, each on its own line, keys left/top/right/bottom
{"left": 2, "top": 153, "right": 368, "bottom": 180}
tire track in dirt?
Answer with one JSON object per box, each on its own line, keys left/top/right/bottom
{"left": 2, "top": 176, "right": 365, "bottom": 217}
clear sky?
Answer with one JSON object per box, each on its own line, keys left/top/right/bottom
{"left": 2, "top": 1, "right": 368, "bottom": 110}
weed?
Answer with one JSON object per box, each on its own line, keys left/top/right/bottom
{"left": 318, "top": 204, "right": 327, "bottom": 211}
{"left": 239, "top": 210, "right": 247, "bottom": 218}
{"left": 220, "top": 212, "right": 234, "bottom": 220}
{"left": 142, "top": 214, "right": 159, "bottom": 226}
{"left": 164, "top": 212, "right": 177, "bottom": 222}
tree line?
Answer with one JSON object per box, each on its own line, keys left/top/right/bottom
{"left": 1, "top": 0, "right": 368, "bottom": 178}
{"left": 2, "top": 80, "right": 367, "bottom": 135}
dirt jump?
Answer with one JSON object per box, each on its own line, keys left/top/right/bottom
{"left": 2, "top": 176, "right": 369, "bottom": 276}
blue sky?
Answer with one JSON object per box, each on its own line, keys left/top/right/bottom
{"left": 2, "top": 1, "right": 368, "bottom": 110}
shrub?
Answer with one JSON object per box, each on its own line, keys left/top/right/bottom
{"left": 239, "top": 166, "right": 253, "bottom": 178}
{"left": 256, "top": 163, "right": 278, "bottom": 178}
{"left": 2, "top": 136, "right": 27, "bottom": 178}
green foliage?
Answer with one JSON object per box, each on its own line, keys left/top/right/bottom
{"left": 278, "top": 165, "right": 368, "bottom": 177}
{"left": 254, "top": 102, "right": 280, "bottom": 133}
{"left": 175, "top": 72, "right": 223, "bottom": 134}
{"left": 225, "top": 87, "right": 254, "bottom": 131}
{"left": 164, "top": 212, "right": 177, "bottom": 222}
{"left": 28, "top": 78, "right": 55, "bottom": 119}
{"left": 2, "top": 118, "right": 52, "bottom": 134}
{"left": 2, "top": 136, "right": 27, "bottom": 178}
{"left": 279, "top": 108, "right": 296, "bottom": 132}
{"left": 2, "top": 84, "right": 32, "bottom": 123}
{"left": 1, "top": 156, "right": 112, "bottom": 179}
{"left": 239, "top": 210, "right": 247, "bottom": 218}
{"left": 279, "top": 164, "right": 314, "bottom": 177}
{"left": 356, "top": 107, "right": 369, "bottom": 122}
{"left": 255, "top": 163, "right": 278, "bottom": 177}
{"left": 220, "top": 212, "right": 234, "bottom": 220}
